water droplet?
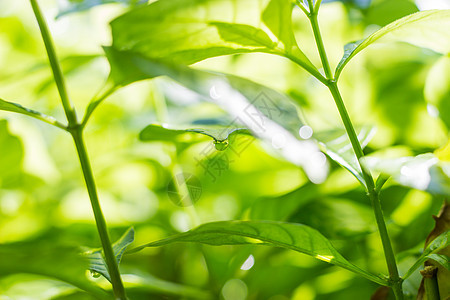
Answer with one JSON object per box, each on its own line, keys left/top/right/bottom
{"left": 299, "top": 125, "right": 313, "bottom": 139}
{"left": 214, "top": 140, "right": 229, "bottom": 151}
{"left": 90, "top": 270, "right": 101, "bottom": 278}
{"left": 240, "top": 254, "right": 255, "bottom": 270}
{"left": 427, "top": 104, "right": 439, "bottom": 118}
{"left": 210, "top": 85, "right": 221, "bottom": 99}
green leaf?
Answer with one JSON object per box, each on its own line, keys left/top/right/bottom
{"left": 262, "top": 0, "right": 296, "bottom": 49}
{"left": 110, "top": 0, "right": 318, "bottom": 75}
{"left": 375, "top": 174, "right": 390, "bottom": 193}
{"left": 86, "top": 227, "right": 134, "bottom": 282}
{"left": 56, "top": 0, "right": 145, "bottom": 18}
{"left": 0, "top": 242, "right": 110, "bottom": 300}
{"left": 336, "top": 10, "right": 450, "bottom": 79}
{"left": 140, "top": 124, "right": 250, "bottom": 144}
{"left": 362, "top": 153, "right": 450, "bottom": 196}
{"left": 0, "top": 98, "right": 66, "bottom": 129}
{"left": 291, "top": 197, "right": 376, "bottom": 239}
{"left": 128, "top": 220, "right": 387, "bottom": 286}
{"left": 250, "top": 183, "right": 319, "bottom": 221}
{"left": 403, "top": 230, "right": 449, "bottom": 279}
{"left": 211, "top": 22, "right": 275, "bottom": 48}
{"left": 105, "top": 47, "right": 328, "bottom": 182}
{"left": 427, "top": 254, "right": 449, "bottom": 271}
{"left": 314, "top": 125, "right": 376, "bottom": 187}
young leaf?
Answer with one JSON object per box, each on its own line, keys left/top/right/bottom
{"left": 128, "top": 220, "right": 387, "bottom": 286}
{"left": 336, "top": 10, "right": 450, "bottom": 79}
{"left": 362, "top": 154, "right": 450, "bottom": 196}
{"left": 426, "top": 254, "right": 449, "bottom": 271}
{"left": 109, "top": 0, "right": 320, "bottom": 77}
{"left": 105, "top": 48, "right": 328, "bottom": 183}
{"left": 314, "top": 125, "right": 376, "bottom": 187}
{"left": 403, "top": 230, "right": 449, "bottom": 280}
{"left": 0, "top": 98, "right": 66, "bottom": 130}
{"left": 140, "top": 124, "right": 250, "bottom": 144}
{"left": 375, "top": 174, "right": 390, "bottom": 193}
{"left": 262, "top": 0, "right": 296, "bottom": 49}
{"left": 86, "top": 227, "right": 134, "bottom": 282}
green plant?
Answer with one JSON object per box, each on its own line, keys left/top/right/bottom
{"left": 0, "top": 0, "right": 449, "bottom": 299}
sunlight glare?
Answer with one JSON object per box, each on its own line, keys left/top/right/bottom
{"left": 240, "top": 254, "right": 255, "bottom": 271}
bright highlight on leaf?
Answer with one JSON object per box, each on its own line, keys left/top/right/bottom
{"left": 105, "top": 48, "right": 329, "bottom": 183}
{"left": 315, "top": 254, "right": 334, "bottom": 263}
{"left": 362, "top": 154, "right": 450, "bottom": 196}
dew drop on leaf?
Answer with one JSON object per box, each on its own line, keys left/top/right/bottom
{"left": 214, "top": 140, "right": 229, "bottom": 151}
{"left": 90, "top": 270, "right": 101, "bottom": 278}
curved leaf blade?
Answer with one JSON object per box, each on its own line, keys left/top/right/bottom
{"left": 336, "top": 10, "right": 450, "bottom": 79}
{"left": 128, "top": 220, "right": 387, "bottom": 286}
{"left": 140, "top": 124, "right": 250, "bottom": 143}
{"left": 314, "top": 125, "right": 376, "bottom": 187}
{"left": 109, "top": 0, "right": 318, "bottom": 75}
{"left": 87, "top": 227, "right": 134, "bottom": 282}
{"left": 403, "top": 230, "right": 449, "bottom": 279}
{"left": 0, "top": 98, "right": 66, "bottom": 130}
{"left": 427, "top": 254, "right": 449, "bottom": 271}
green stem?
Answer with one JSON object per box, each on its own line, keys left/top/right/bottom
{"left": 295, "top": 0, "right": 310, "bottom": 16}
{"left": 309, "top": 11, "right": 333, "bottom": 80}
{"left": 30, "top": 1, "right": 127, "bottom": 298}
{"left": 71, "top": 128, "right": 127, "bottom": 300}
{"left": 421, "top": 266, "right": 440, "bottom": 300}
{"left": 29, "top": 0, "right": 77, "bottom": 126}
{"left": 314, "top": 0, "right": 323, "bottom": 11}
{"left": 307, "top": 7, "right": 403, "bottom": 299}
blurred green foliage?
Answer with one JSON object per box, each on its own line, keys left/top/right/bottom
{"left": 0, "top": 0, "right": 449, "bottom": 299}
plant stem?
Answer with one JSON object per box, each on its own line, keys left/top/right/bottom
{"left": 307, "top": 7, "right": 404, "bottom": 299}
{"left": 421, "top": 266, "right": 440, "bottom": 300}
{"left": 30, "top": 1, "right": 127, "bottom": 298}
{"left": 309, "top": 12, "right": 333, "bottom": 80}
{"left": 29, "top": 0, "right": 77, "bottom": 126}
{"left": 71, "top": 129, "right": 127, "bottom": 299}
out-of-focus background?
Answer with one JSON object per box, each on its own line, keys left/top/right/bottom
{"left": 0, "top": 0, "right": 449, "bottom": 299}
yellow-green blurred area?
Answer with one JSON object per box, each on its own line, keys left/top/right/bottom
{"left": 0, "top": 0, "right": 449, "bottom": 299}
